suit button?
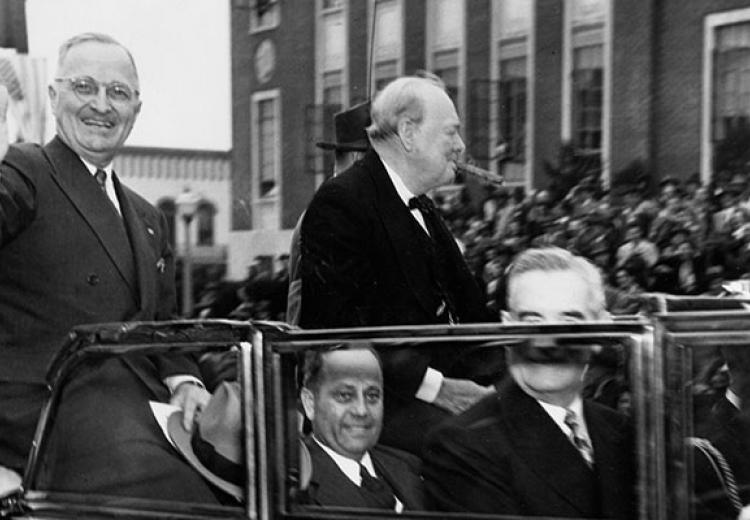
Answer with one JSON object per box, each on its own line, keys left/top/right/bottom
{"left": 87, "top": 273, "right": 100, "bottom": 286}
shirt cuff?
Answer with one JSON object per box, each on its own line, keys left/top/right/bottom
{"left": 164, "top": 375, "right": 204, "bottom": 395}
{"left": 415, "top": 368, "right": 444, "bottom": 403}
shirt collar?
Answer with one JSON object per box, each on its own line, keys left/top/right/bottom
{"left": 312, "top": 436, "right": 375, "bottom": 486}
{"left": 80, "top": 158, "right": 113, "bottom": 177}
{"left": 538, "top": 396, "right": 587, "bottom": 438}
{"left": 381, "top": 158, "right": 416, "bottom": 207}
{"left": 726, "top": 388, "right": 742, "bottom": 410}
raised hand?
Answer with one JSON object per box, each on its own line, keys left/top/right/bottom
{"left": 0, "top": 84, "right": 8, "bottom": 162}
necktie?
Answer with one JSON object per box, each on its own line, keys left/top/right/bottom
{"left": 94, "top": 168, "right": 107, "bottom": 192}
{"left": 408, "top": 194, "right": 459, "bottom": 323}
{"left": 564, "top": 409, "right": 595, "bottom": 468}
{"left": 359, "top": 463, "right": 396, "bottom": 510}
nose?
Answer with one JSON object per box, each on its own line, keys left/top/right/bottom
{"left": 90, "top": 85, "right": 111, "bottom": 112}
{"left": 350, "top": 395, "right": 369, "bottom": 416}
{"left": 455, "top": 133, "right": 466, "bottom": 155}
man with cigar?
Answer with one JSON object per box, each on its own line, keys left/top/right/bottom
{"left": 423, "top": 247, "right": 635, "bottom": 519}
{"left": 299, "top": 74, "right": 494, "bottom": 454}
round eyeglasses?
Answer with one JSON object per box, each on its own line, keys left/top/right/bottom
{"left": 54, "top": 76, "right": 139, "bottom": 105}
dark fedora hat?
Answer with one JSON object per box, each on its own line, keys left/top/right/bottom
{"left": 316, "top": 101, "right": 371, "bottom": 152}
{"left": 168, "top": 381, "right": 244, "bottom": 501}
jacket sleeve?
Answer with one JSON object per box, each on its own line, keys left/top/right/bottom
{"left": 0, "top": 146, "right": 38, "bottom": 247}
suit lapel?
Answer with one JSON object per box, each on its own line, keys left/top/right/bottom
{"left": 114, "top": 175, "right": 158, "bottom": 316}
{"left": 42, "top": 137, "right": 138, "bottom": 298}
{"left": 306, "top": 439, "right": 368, "bottom": 508}
{"left": 364, "top": 152, "right": 442, "bottom": 320}
{"left": 502, "top": 382, "right": 599, "bottom": 516}
{"left": 371, "top": 448, "right": 419, "bottom": 510}
{"left": 585, "top": 400, "right": 634, "bottom": 518}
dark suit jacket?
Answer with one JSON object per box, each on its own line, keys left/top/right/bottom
{"left": 304, "top": 437, "right": 424, "bottom": 511}
{"left": 299, "top": 150, "right": 492, "bottom": 452}
{"left": 693, "top": 396, "right": 750, "bottom": 519}
{"left": 0, "top": 136, "right": 190, "bottom": 386}
{"left": 0, "top": 138, "right": 213, "bottom": 502}
{"left": 423, "top": 381, "right": 635, "bottom": 519}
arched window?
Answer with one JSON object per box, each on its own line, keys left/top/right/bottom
{"left": 157, "top": 198, "right": 176, "bottom": 248}
{"left": 196, "top": 201, "right": 216, "bottom": 246}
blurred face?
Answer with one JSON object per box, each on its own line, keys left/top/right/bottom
{"left": 301, "top": 349, "right": 383, "bottom": 461}
{"left": 505, "top": 269, "right": 600, "bottom": 405}
{"left": 410, "top": 86, "right": 465, "bottom": 191}
{"left": 49, "top": 41, "right": 141, "bottom": 167}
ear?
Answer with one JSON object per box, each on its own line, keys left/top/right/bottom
{"left": 134, "top": 99, "right": 142, "bottom": 117}
{"left": 48, "top": 84, "right": 58, "bottom": 109}
{"left": 397, "top": 118, "right": 416, "bottom": 152}
{"left": 300, "top": 387, "right": 315, "bottom": 421}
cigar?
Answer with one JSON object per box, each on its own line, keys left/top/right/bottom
{"left": 456, "top": 162, "right": 505, "bottom": 186}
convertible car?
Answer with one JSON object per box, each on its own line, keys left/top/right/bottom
{"left": 0, "top": 295, "right": 748, "bottom": 520}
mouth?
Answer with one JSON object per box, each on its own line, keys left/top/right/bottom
{"left": 81, "top": 117, "right": 115, "bottom": 129}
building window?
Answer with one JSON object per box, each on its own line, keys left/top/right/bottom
{"left": 157, "top": 198, "right": 176, "bottom": 248}
{"left": 563, "top": 0, "right": 608, "bottom": 174}
{"left": 315, "top": 0, "right": 348, "bottom": 185}
{"left": 426, "top": 0, "right": 464, "bottom": 116}
{"left": 491, "top": 0, "right": 531, "bottom": 185}
{"left": 499, "top": 56, "right": 527, "bottom": 161}
{"left": 250, "top": 0, "right": 280, "bottom": 33}
{"left": 258, "top": 98, "right": 277, "bottom": 197}
{"left": 196, "top": 201, "right": 216, "bottom": 246}
{"left": 713, "top": 22, "right": 750, "bottom": 142}
{"left": 571, "top": 44, "right": 603, "bottom": 153}
{"left": 251, "top": 89, "right": 281, "bottom": 229}
{"left": 370, "top": 0, "right": 403, "bottom": 95}
{"left": 433, "top": 49, "right": 460, "bottom": 108}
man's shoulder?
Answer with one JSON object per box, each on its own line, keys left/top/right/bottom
{"left": 3, "top": 142, "right": 48, "bottom": 174}
{"left": 430, "top": 392, "right": 503, "bottom": 440}
{"left": 372, "top": 443, "right": 421, "bottom": 473}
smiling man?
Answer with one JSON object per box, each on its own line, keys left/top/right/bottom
{"left": 422, "top": 247, "right": 636, "bottom": 519}
{"left": 0, "top": 33, "right": 214, "bottom": 502}
{"left": 299, "top": 74, "right": 493, "bottom": 455}
{"left": 300, "top": 345, "right": 424, "bottom": 511}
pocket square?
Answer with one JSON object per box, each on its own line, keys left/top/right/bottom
{"left": 156, "top": 258, "right": 166, "bottom": 273}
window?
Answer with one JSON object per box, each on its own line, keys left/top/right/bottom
{"left": 196, "top": 201, "right": 216, "bottom": 246}
{"left": 491, "top": 0, "right": 531, "bottom": 184}
{"left": 433, "top": 49, "right": 460, "bottom": 108}
{"left": 572, "top": 44, "right": 603, "bottom": 153}
{"left": 713, "top": 22, "right": 750, "bottom": 141}
{"left": 370, "top": 0, "right": 403, "bottom": 95}
{"left": 250, "top": 0, "right": 279, "bottom": 32}
{"left": 499, "top": 56, "right": 527, "bottom": 161}
{"left": 257, "top": 98, "right": 277, "bottom": 197}
{"left": 426, "top": 0, "right": 464, "bottom": 116}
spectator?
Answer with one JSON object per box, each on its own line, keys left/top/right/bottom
{"left": 298, "top": 345, "right": 424, "bottom": 511}
{"left": 423, "top": 247, "right": 635, "bottom": 519}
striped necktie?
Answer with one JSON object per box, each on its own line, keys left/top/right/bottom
{"left": 564, "top": 408, "right": 595, "bottom": 467}
{"left": 94, "top": 168, "right": 107, "bottom": 192}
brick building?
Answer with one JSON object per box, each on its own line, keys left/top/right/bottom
{"left": 229, "top": 0, "right": 750, "bottom": 278}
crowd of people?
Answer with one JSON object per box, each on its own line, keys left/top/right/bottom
{"left": 437, "top": 169, "right": 750, "bottom": 318}
{"left": 195, "top": 168, "right": 750, "bottom": 324}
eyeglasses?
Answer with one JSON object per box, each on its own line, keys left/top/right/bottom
{"left": 54, "top": 76, "right": 139, "bottom": 104}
